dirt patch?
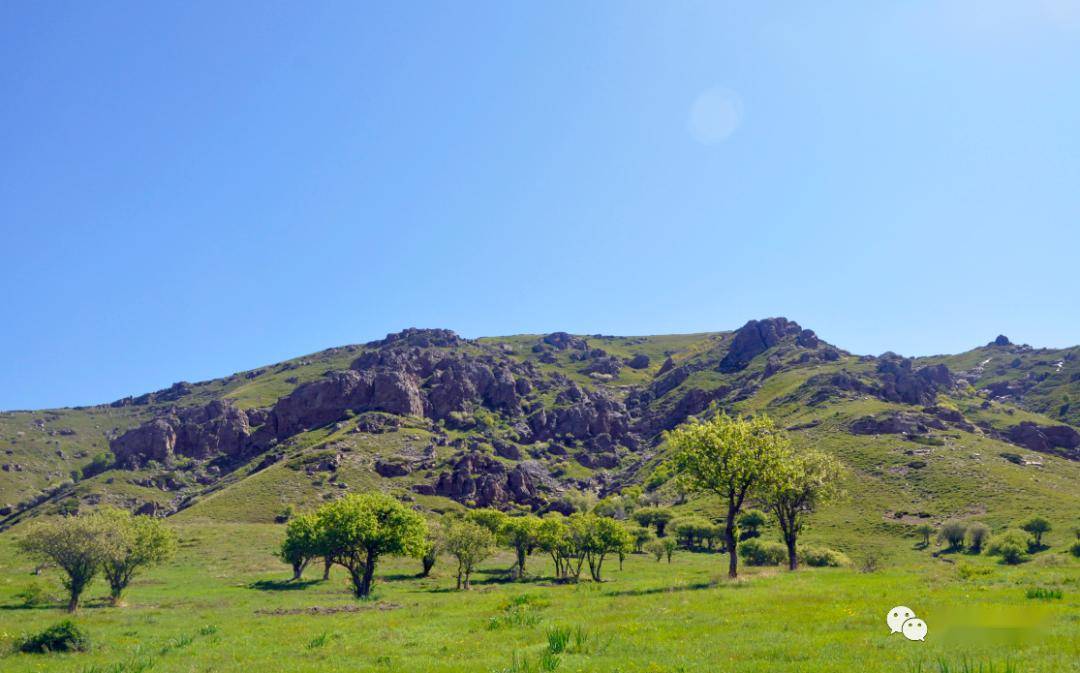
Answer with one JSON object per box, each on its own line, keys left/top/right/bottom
{"left": 255, "top": 602, "right": 400, "bottom": 616}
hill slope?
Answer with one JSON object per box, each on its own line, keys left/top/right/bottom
{"left": 2, "top": 319, "right": 1078, "bottom": 555}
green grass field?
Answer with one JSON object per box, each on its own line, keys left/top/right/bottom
{"left": 0, "top": 519, "right": 1077, "bottom": 673}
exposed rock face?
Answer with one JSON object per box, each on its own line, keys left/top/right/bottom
{"left": 1005, "top": 422, "right": 1080, "bottom": 459}
{"left": 111, "top": 400, "right": 252, "bottom": 468}
{"left": 434, "top": 452, "right": 548, "bottom": 507}
{"left": 542, "top": 332, "right": 588, "bottom": 351}
{"left": 368, "top": 328, "right": 461, "bottom": 349}
{"left": 850, "top": 412, "right": 939, "bottom": 435}
{"left": 627, "top": 354, "right": 651, "bottom": 370}
{"left": 992, "top": 335, "right": 1012, "bottom": 347}
{"left": 719, "top": 318, "right": 805, "bottom": 372}
{"left": 527, "top": 387, "right": 631, "bottom": 444}
{"left": 875, "top": 356, "right": 955, "bottom": 406}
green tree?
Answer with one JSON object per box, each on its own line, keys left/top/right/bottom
{"left": 966, "top": 522, "right": 991, "bottom": 553}
{"left": 938, "top": 520, "right": 967, "bottom": 551}
{"left": 98, "top": 508, "right": 176, "bottom": 605}
{"left": 988, "top": 529, "right": 1029, "bottom": 564}
{"left": 630, "top": 525, "right": 654, "bottom": 552}
{"left": 915, "top": 523, "right": 934, "bottom": 548}
{"left": 444, "top": 520, "right": 495, "bottom": 589}
{"left": 668, "top": 412, "right": 788, "bottom": 578}
{"left": 645, "top": 539, "right": 665, "bottom": 561}
{"left": 280, "top": 513, "right": 322, "bottom": 581}
{"left": 581, "top": 514, "right": 632, "bottom": 582}
{"left": 316, "top": 493, "right": 427, "bottom": 598}
{"left": 419, "top": 528, "right": 441, "bottom": 577}
{"left": 501, "top": 515, "right": 540, "bottom": 579}
{"left": 736, "top": 509, "right": 768, "bottom": 540}
{"left": 19, "top": 515, "right": 111, "bottom": 612}
{"left": 466, "top": 508, "right": 507, "bottom": 535}
{"left": 536, "top": 515, "right": 571, "bottom": 580}
{"left": 765, "top": 449, "right": 845, "bottom": 570}
{"left": 663, "top": 537, "right": 677, "bottom": 562}
{"left": 632, "top": 508, "right": 674, "bottom": 537}
{"left": 1020, "top": 516, "right": 1051, "bottom": 547}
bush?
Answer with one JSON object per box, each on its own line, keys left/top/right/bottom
{"left": 966, "top": 522, "right": 991, "bottom": 553}
{"left": 18, "top": 620, "right": 90, "bottom": 653}
{"left": 988, "top": 529, "right": 1029, "bottom": 564}
{"left": 738, "top": 539, "right": 786, "bottom": 566}
{"left": 1069, "top": 541, "right": 1080, "bottom": 558}
{"left": 938, "top": 520, "right": 967, "bottom": 550}
{"left": 798, "top": 545, "right": 850, "bottom": 567}
{"left": 15, "top": 580, "right": 54, "bottom": 608}
{"left": 1020, "top": 516, "right": 1051, "bottom": 547}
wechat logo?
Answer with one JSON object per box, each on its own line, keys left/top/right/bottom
{"left": 887, "top": 605, "right": 927, "bottom": 641}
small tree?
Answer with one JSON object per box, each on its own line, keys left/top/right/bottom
{"left": 669, "top": 412, "right": 788, "bottom": 578}
{"left": 938, "top": 520, "right": 967, "bottom": 551}
{"left": 581, "top": 514, "right": 632, "bottom": 582}
{"left": 19, "top": 515, "right": 111, "bottom": 612}
{"left": 467, "top": 508, "right": 508, "bottom": 535}
{"left": 1020, "top": 517, "right": 1051, "bottom": 548}
{"left": 765, "top": 449, "right": 845, "bottom": 570}
{"left": 316, "top": 493, "right": 427, "bottom": 598}
{"left": 965, "top": 522, "right": 991, "bottom": 553}
{"left": 444, "top": 520, "right": 495, "bottom": 589}
{"left": 630, "top": 525, "right": 654, "bottom": 552}
{"left": 663, "top": 538, "right": 677, "bottom": 563}
{"left": 632, "top": 508, "right": 674, "bottom": 537}
{"left": 736, "top": 509, "right": 768, "bottom": 540}
{"left": 419, "top": 530, "right": 440, "bottom": 578}
{"left": 536, "top": 515, "right": 571, "bottom": 580}
{"left": 645, "top": 539, "right": 665, "bottom": 561}
{"left": 501, "top": 516, "right": 539, "bottom": 579}
{"left": 280, "top": 513, "right": 322, "bottom": 581}
{"left": 98, "top": 508, "right": 176, "bottom": 605}
{"left": 988, "top": 529, "right": 1029, "bottom": 564}
{"left": 915, "top": 523, "right": 934, "bottom": 548}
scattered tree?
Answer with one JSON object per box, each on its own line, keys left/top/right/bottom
{"left": 444, "top": 520, "right": 495, "bottom": 589}
{"left": 501, "top": 515, "right": 539, "bottom": 579}
{"left": 765, "top": 449, "right": 845, "bottom": 570}
{"left": 1020, "top": 517, "right": 1051, "bottom": 547}
{"left": 419, "top": 530, "right": 441, "bottom": 578}
{"left": 467, "top": 508, "right": 508, "bottom": 535}
{"left": 630, "top": 525, "right": 654, "bottom": 552}
{"left": 580, "top": 514, "right": 632, "bottom": 582}
{"left": 280, "top": 513, "right": 322, "bottom": 581}
{"left": 669, "top": 412, "right": 788, "bottom": 578}
{"left": 98, "top": 508, "right": 176, "bottom": 605}
{"left": 988, "top": 529, "right": 1029, "bottom": 564}
{"left": 645, "top": 539, "right": 665, "bottom": 562}
{"left": 316, "top": 493, "right": 427, "bottom": 598}
{"left": 632, "top": 508, "right": 674, "bottom": 537}
{"left": 663, "top": 537, "right": 677, "bottom": 563}
{"left": 19, "top": 514, "right": 111, "bottom": 612}
{"left": 938, "top": 520, "right": 967, "bottom": 551}
{"left": 537, "top": 515, "right": 571, "bottom": 580}
{"left": 915, "top": 523, "right": 934, "bottom": 548}
{"left": 965, "top": 522, "right": 991, "bottom": 554}
{"left": 736, "top": 509, "right": 768, "bottom": 540}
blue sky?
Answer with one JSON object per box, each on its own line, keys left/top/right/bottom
{"left": 2, "top": 1, "right": 1079, "bottom": 409}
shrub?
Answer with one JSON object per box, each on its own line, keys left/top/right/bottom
{"left": 738, "top": 539, "right": 786, "bottom": 566}
{"left": 15, "top": 580, "right": 54, "bottom": 608}
{"left": 798, "top": 545, "right": 850, "bottom": 567}
{"left": 18, "top": 620, "right": 90, "bottom": 653}
{"left": 644, "top": 539, "right": 665, "bottom": 561}
{"left": 988, "top": 529, "right": 1030, "bottom": 564}
{"left": 914, "top": 523, "right": 934, "bottom": 547}
{"left": 1020, "top": 517, "right": 1051, "bottom": 547}
{"left": 966, "top": 522, "right": 991, "bottom": 553}
{"left": 736, "top": 509, "right": 768, "bottom": 540}
{"left": 858, "top": 552, "right": 882, "bottom": 573}
{"left": 1069, "top": 540, "right": 1080, "bottom": 558}
{"left": 938, "top": 520, "right": 967, "bottom": 550}
{"left": 1025, "top": 587, "right": 1063, "bottom": 600}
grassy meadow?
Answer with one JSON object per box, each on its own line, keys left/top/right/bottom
{"left": 0, "top": 519, "right": 1077, "bottom": 673}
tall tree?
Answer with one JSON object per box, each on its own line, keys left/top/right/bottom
{"left": 316, "top": 493, "right": 427, "bottom": 598}
{"left": 501, "top": 515, "right": 539, "bottom": 580}
{"left": 279, "top": 513, "right": 323, "bottom": 581}
{"left": 444, "top": 520, "right": 495, "bottom": 590}
{"left": 668, "top": 412, "right": 787, "bottom": 578}
{"left": 536, "top": 515, "right": 571, "bottom": 580}
{"left": 765, "top": 449, "right": 845, "bottom": 570}
{"left": 98, "top": 508, "right": 177, "bottom": 604}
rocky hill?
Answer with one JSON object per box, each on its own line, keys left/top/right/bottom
{"left": 2, "top": 319, "right": 1078, "bottom": 551}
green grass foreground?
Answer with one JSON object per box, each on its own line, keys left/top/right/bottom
{"left": 0, "top": 522, "right": 1077, "bottom": 672}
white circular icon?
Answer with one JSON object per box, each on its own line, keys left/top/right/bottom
{"left": 902, "top": 618, "right": 928, "bottom": 641}
{"left": 886, "top": 606, "right": 914, "bottom": 634}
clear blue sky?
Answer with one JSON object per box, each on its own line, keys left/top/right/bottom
{"left": 3, "top": 1, "right": 1079, "bottom": 410}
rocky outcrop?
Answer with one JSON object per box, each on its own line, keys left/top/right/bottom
{"left": 1005, "top": 422, "right": 1080, "bottom": 459}
{"left": 719, "top": 318, "right": 805, "bottom": 372}
{"left": 627, "top": 354, "right": 650, "bottom": 370}
{"left": 111, "top": 400, "right": 252, "bottom": 468}
{"left": 541, "top": 332, "right": 588, "bottom": 351}
{"left": 850, "top": 412, "right": 941, "bottom": 436}
{"left": 433, "top": 452, "right": 550, "bottom": 507}
{"left": 875, "top": 355, "right": 955, "bottom": 406}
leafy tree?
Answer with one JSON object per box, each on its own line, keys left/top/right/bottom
{"left": 670, "top": 517, "right": 713, "bottom": 549}
{"left": 988, "top": 529, "right": 1029, "bottom": 564}
{"left": 97, "top": 508, "right": 176, "bottom": 605}
{"left": 668, "top": 412, "right": 788, "bottom": 578}
{"left": 419, "top": 530, "right": 441, "bottom": 578}
{"left": 736, "top": 509, "right": 768, "bottom": 540}
{"left": 738, "top": 539, "right": 787, "bottom": 566}
{"left": 501, "top": 515, "right": 539, "bottom": 579}
{"left": 444, "top": 520, "right": 495, "bottom": 589}
{"left": 467, "top": 508, "right": 508, "bottom": 535}
{"left": 645, "top": 539, "right": 666, "bottom": 561}
{"left": 1020, "top": 517, "right": 1051, "bottom": 547}
{"left": 938, "top": 520, "right": 967, "bottom": 551}
{"left": 19, "top": 515, "right": 111, "bottom": 612}
{"left": 630, "top": 525, "right": 654, "bottom": 552}
{"left": 915, "top": 523, "right": 935, "bottom": 547}
{"left": 536, "top": 515, "right": 571, "bottom": 579}
{"left": 632, "top": 508, "right": 674, "bottom": 537}
{"left": 280, "top": 513, "right": 322, "bottom": 581}
{"left": 581, "top": 515, "right": 632, "bottom": 582}
{"left": 965, "top": 522, "right": 991, "bottom": 553}
{"left": 764, "top": 449, "right": 845, "bottom": 570}
{"left": 662, "top": 537, "right": 676, "bottom": 562}
{"left": 316, "top": 493, "right": 427, "bottom": 598}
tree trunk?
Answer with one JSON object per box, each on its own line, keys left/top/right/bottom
{"left": 516, "top": 548, "right": 527, "bottom": 579}
{"left": 786, "top": 536, "right": 798, "bottom": 571}
{"left": 322, "top": 557, "right": 332, "bottom": 580}
{"left": 359, "top": 550, "right": 377, "bottom": 597}
{"left": 463, "top": 569, "right": 471, "bottom": 590}
{"left": 725, "top": 516, "right": 739, "bottom": 578}
{"left": 67, "top": 589, "right": 81, "bottom": 613}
